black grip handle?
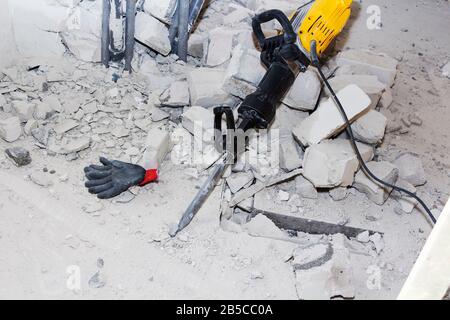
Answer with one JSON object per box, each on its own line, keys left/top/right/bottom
{"left": 252, "top": 9, "right": 297, "bottom": 49}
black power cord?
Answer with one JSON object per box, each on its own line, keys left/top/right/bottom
{"left": 309, "top": 40, "right": 436, "bottom": 225}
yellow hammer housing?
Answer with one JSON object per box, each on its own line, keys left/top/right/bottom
{"left": 292, "top": 0, "right": 353, "bottom": 55}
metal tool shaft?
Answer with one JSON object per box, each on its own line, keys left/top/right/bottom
{"left": 170, "top": 157, "right": 229, "bottom": 237}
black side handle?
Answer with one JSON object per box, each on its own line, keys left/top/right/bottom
{"left": 252, "top": 9, "right": 297, "bottom": 49}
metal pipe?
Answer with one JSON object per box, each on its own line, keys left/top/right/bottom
{"left": 124, "top": 0, "right": 136, "bottom": 72}
{"left": 188, "top": 0, "right": 205, "bottom": 32}
{"left": 177, "top": 0, "right": 189, "bottom": 61}
{"left": 101, "top": 0, "right": 111, "bottom": 68}
{"left": 168, "top": 3, "right": 180, "bottom": 53}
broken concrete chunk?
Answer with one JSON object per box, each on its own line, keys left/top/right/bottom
{"left": 24, "top": 119, "right": 38, "bottom": 135}
{"left": 31, "top": 127, "right": 50, "bottom": 146}
{"left": 295, "top": 175, "right": 318, "bottom": 199}
{"left": 393, "top": 179, "right": 418, "bottom": 214}
{"left": 329, "top": 187, "right": 349, "bottom": 201}
{"left": 12, "top": 101, "right": 36, "bottom": 122}
{"left": 222, "top": 45, "right": 266, "bottom": 99}
{"left": 442, "top": 62, "right": 450, "bottom": 78}
{"left": 187, "top": 68, "right": 233, "bottom": 107}
{"left": 34, "top": 102, "right": 55, "bottom": 120}
{"left": 0, "top": 117, "right": 22, "bottom": 142}
{"left": 135, "top": 12, "right": 171, "bottom": 56}
{"left": 227, "top": 171, "right": 254, "bottom": 194}
{"left": 143, "top": 0, "right": 177, "bottom": 25}
{"left": 50, "top": 137, "right": 91, "bottom": 154}
{"left": 181, "top": 106, "right": 214, "bottom": 141}
{"left": 283, "top": 69, "right": 321, "bottom": 111}
{"left": 5, "top": 147, "right": 31, "bottom": 167}
{"left": 279, "top": 129, "right": 303, "bottom": 172}
{"left": 292, "top": 243, "right": 333, "bottom": 271}
{"left": 293, "top": 85, "right": 372, "bottom": 147}
{"left": 327, "top": 75, "right": 385, "bottom": 109}
{"left": 356, "top": 231, "right": 370, "bottom": 243}
{"left": 303, "top": 139, "right": 374, "bottom": 188}
{"left": 244, "top": 214, "right": 286, "bottom": 240}
{"left": 142, "top": 128, "right": 171, "bottom": 169}
{"left": 336, "top": 50, "right": 398, "bottom": 87}
{"left": 351, "top": 109, "right": 387, "bottom": 145}
{"left": 188, "top": 33, "right": 207, "bottom": 58}
{"left": 42, "top": 95, "right": 63, "bottom": 113}
{"left": 378, "top": 88, "right": 393, "bottom": 109}
{"left": 206, "top": 28, "right": 234, "bottom": 67}
{"left": 163, "top": 81, "right": 190, "bottom": 107}
{"left": 369, "top": 233, "right": 384, "bottom": 255}
{"left": 353, "top": 161, "right": 399, "bottom": 205}
{"left": 53, "top": 119, "right": 79, "bottom": 135}
{"left": 392, "top": 152, "right": 427, "bottom": 186}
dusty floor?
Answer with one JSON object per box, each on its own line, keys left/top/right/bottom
{"left": 0, "top": 0, "right": 449, "bottom": 299}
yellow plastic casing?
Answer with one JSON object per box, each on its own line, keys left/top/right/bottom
{"left": 298, "top": 0, "right": 352, "bottom": 55}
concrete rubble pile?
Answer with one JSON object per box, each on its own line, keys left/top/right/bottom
{"left": 0, "top": 0, "right": 434, "bottom": 300}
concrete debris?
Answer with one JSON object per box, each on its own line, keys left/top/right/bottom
{"left": 327, "top": 75, "right": 385, "bottom": 109}
{"left": 222, "top": 45, "right": 266, "bottom": 99}
{"left": 283, "top": 69, "right": 322, "bottom": 111}
{"left": 188, "top": 33, "right": 207, "bottom": 58}
{"left": 392, "top": 152, "right": 427, "bottom": 186}
{"left": 142, "top": 128, "right": 171, "bottom": 169}
{"left": 292, "top": 243, "right": 333, "bottom": 270}
{"left": 30, "top": 171, "right": 53, "bottom": 187}
{"left": 279, "top": 129, "right": 303, "bottom": 172}
{"left": 223, "top": 4, "right": 253, "bottom": 25}
{"left": 351, "top": 109, "right": 387, "bottom": 145}
{"left": 292, "top": 84, "right": 372, "bottom": 147}
{"left": 329, "top": 187, "right": 349, "bottom": 201}
{"left": 42, "top": 95, "right": 63, "bottom": 113}
{"left": 295, "top": 175, "right": 318, "bottom": 199}
{"left": 353, "top": 161, "right": 399, "bottom": 205}
{"left": 187, "top": 68, "right": 233, "bottom": 107}
{"left": 50, "top": 137, "right": 91, "bottom": 154}
{"left": 113, "top": 191, "right": 136, "bottom": 204}
{"left": 206, "top": 28, "right": 234, "bottom": 67}
{"left": 227, "top": 171, "right": 254, "bottom": 194}
{"left": 111, "top": 127, "right": 130, "bottom": 138}
{"left": 5, "top": 147, "right": 32, "bottom": 167}
{"left": 143, "top": 0, "right": 177, "bottom": 25}
{"left": 277, "top": 190, "right": 290, "bottom": 201}
{"left": 88, "top": 271, "right": 106, "bottom": 289}
{"left": 369, "top": 233, "right": 384, "bottom": 255}
{"left": 24, "top": 119, "right": 38, "bottom": 135}
{"left": 12, "top": 101, "right": 36, "bottom": 122}
{"left": 295, "top": 236, "right": 354, "bottom": 300}
{"left": 53, "top": 119, "right": 79, "bottom": 135}
{"left": 31, "top": 127, "right": 50, "bottom": 146}
{"left": 135, "top": 12, "right": 171, "bottom": 56}
{"left": 392, "top": 179, "right": 418, "bottom": 214}
{"left": 181, "top": 106, "right": 214, "bottom": 142}
{"left": 243, "top": 214, "right": 287, "bottom": 240}
{"left": 163, "top": 81, "right": 190, "bottom": 107}
{"left": 336, "top": 49, "right": 398, "bottom": 87}
{"left": 302, "top": 139, "right": 374, "bottom": 188}
{"left": 442, "top": 62, "right": 450, "bottom": 78}
{"left": 0, "top": 117, "right": 22, "bottom": 142}
{"left": 379, "top": 88, "right": 393, "bottom": 109}
{"left": 356, "top": 231, "right": 370, "bottom": 243}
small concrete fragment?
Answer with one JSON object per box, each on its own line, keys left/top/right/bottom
{"left": 279, "top": 129, "right": 303, "bottom": 172}
{"left": 53, "top": 119, "right": 79, "bottom": 135}
{"left": 12, "top": 101, "right": 36, "bottom": 122}
{"left": 295, "top": 175, "right": 318, "bottom": 199}
{"left": 392, "top": 179, "right": 418, "bottom": 214}
{"left": 293, "top": 85, "right": 372, "bottom": 147}
{"left": 135, "top": 12, "right": 171, "bottom": 56}
{"left": 142, "top": 128, "right": 171, "bottom": 169}
{"left": 442, "top": 62, "right": 450, "bottom": 78}
{"left": 181, "top": 106, "right": 214, "bottom": 142}
{"left": 392, "top": 152, "right": 427, "bottom": 186}
{"left": 353, "top": 161, "right": 399, "bottom": 205}
{"left": 227, "top": 171, "right": 254, "bottom": 194}
{"left": 163, "top": 81, "right": 190, "bottom": 107}
{"left": 351, "top": 109, "right": 387, "bottom": 145}
{"left": 188, "top": 33, "right": 207, "bottom": 58}
{"left": 206, "top": 28, "right": 234, "bottom": 67}
{"left": 222, "top": 45, "right": 266, "bottom": 99}
{"left": 283, "top": 69, "right": 321, "bottom": 111}
{"left": 303, "top": 139, "right": 374, "bottom": 188}
{"left": 329, "top": 187, "right": 349, "bottom": 201}
{"left": 50, "top": 137, "right": 91, "bottom": 154}
{"left": 336, "top": 49, "right": 398, "bottom": 87}
{"left": 0, "top": 117, "right": 22, "bottom": 142}
{"left": 187, "top": 68, "right": 233, "bottom": 107}
{"left": 5, "top": 147, "right": 31, "bottom": 167}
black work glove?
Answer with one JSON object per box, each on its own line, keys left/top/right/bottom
{"left": 84, "top": 157, "right": 147, "bottom": 199}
